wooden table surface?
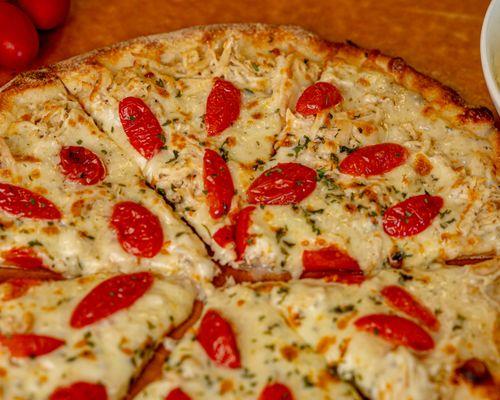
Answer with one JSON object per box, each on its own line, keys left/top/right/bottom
{"left": 0, "top": 0, "right": 496, "bottom": 116}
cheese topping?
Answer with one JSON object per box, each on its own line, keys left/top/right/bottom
{"left": 135, "top": 284, "right": 361, "bottom": 400}
{"left": 258, "top": 266, "right": 499, "bottom": 399}
{"left": 0, "top": 80, "right": 216, "bottom": 282}
{"left": 0, "top": 273, "right": 196, "bottom": 400}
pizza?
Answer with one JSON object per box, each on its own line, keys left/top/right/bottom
{"left": 0, "top": 23, "right": 498, "bottom": 400}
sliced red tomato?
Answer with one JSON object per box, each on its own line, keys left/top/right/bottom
{"left": 2, "top": 278, "right": 41, "bottom": 301}
{"left": 234, "top": 206, "right": 255, "bottom": 261}
{"left": 339, "top": 143, "right": 408, "bottom": 176}
{"left": 295, "top": 82, "right": 342, "bottom": 116}
{"left": 380, "top": 285, "right": 439, "bottom": 331}
{"left": 0, "top": 183, "right": 61, "bottom": 220}
{"left": 165, "top": 388, "right": 192, "bottom": 400}
{"left": 2, "top": 247, "right": 45, "bottom": 269}
{"left": 354, "top": 313, "right": 435, "bottom": 351}
{"left": 119, "top": 97, "right": 164, "bottom": 160}
{"left": 0, "top": 333, "right": 65, "bottom": 357}
{"left": 59, "top": 146, "right": 106, "bottom": 185}
{"left": 49, "top": 382, "right": 108, "bottom": 400}
{"left": 0, "top": 2, "right": 39, "bottom": 69}
{"left": 203, "top": 149, "right": 234, "bottom": 219}
{"left": 301, "top": 245, "right": 365, "bottom": 284}
{"left": 110, "top": 201, "right": 164, "bottom": 258}
{"left": 247, "top": 163, "right": 317, "bottom": 205}
{"left": 197, "top": 309, "right": 241, "bottom": 368}
{"left": 213, "top": 225, "right": 235, "bottom": 248}
{"left": 18, "top": 0, "right": 70, "bottom": 30}
{"left": 259, "top": 382, "right": 294, "bottom": 400}
{"left": 70, "top": 272, "right": 154, "bottom": 328}
{"left": 205, "top": 78, "right": 241, "bottom": 136}
{"left": 383, "top": 194, "right": 443, "bottom": 237}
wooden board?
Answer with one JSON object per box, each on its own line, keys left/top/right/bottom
{"left": 0, "top": 0, "right": 496, "bottom": 117}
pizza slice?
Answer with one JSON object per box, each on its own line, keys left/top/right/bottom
{"left": 218, "top": 49, "right": 499, "bottom": 280}
{"left": 0, "top": 271, "right": 197, "bottom": 399}
{"left": 55, "top": 25, "right": 321, "bottom": 269}
{"left": 256, "top": 264, "right": 499, "bottom": 399}
{"left": 133, "top": 284, "right": 362, "bottom": 400}
{"left": 0, "top": 72, "right": 216, "bottom": 282}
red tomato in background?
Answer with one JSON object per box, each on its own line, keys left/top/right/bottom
{"left": 0, "top": 2, "right": 39, "bottom": 69}
{"left": 18, "top": 0, "right": 70, "bottom": 30}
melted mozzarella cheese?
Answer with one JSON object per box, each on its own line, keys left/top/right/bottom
{"left": 257, "top": 266, "right": 499, "bottom": 400}
{"left": 0, "top": 273, "right": 196, "bottom": 400}
{"left": 0, "top": 80, "right": 216, "bottom": 282}
{"left": 241, "top": 60, "right": 498, "bottom": 277}
{"left": 58, "top": 32, "right": 319, "bottom": 269}
{"left": 135, "top": 284, "right": 361, "bottom": 400}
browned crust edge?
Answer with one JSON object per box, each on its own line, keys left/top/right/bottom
{"left": 1, "top": 23, "right": 497, "bottom": 139}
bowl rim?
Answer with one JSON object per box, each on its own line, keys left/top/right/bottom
{"left": 481, "top": 0, "right": 500, "bottom": 113}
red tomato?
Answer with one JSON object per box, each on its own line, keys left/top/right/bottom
{"left": 49, "top": 382, "right": 108, "bottom": 400}
{"left": 354, "top": 313, "right": 435, "bottom": 351}
{"left": 197, "top": 309, "right": 241, "bottom": 368}
{"left": 203, "top": 149, "right": 234, "bottom": 219}
{"left": 234, "top": 206, "right": 255, "bottom": 261}
{"left": 259, "top": 383, "right": 294, "bottom": 400}
{"left": 247, "top": 163, "right": 317, "bottom": 205}
{"left": 119, "top": 97, "right": 164, "bottom": 160}
{"left": 70, "top": 272, "right": 154, "bottom": 328}
{"left": 165, "top": 388, "right": 192, "bottom": 400}
{"left": 110, "top": 201, "right": 164, "bottom": 258}
{"left": 339, "top": 143, "right": 408, "bottom": 176}
{"left": 59, "top": 146, "right": 106, "bottom": 185}
{"left": 383, "top": 194, "right": 443, "bottom": 237}
{"left": 0, "top": 183, "right": 61, "bottom": 220}
{"left": 380, "top": 285, "right": 439, "bottom": 331}
{"left": 2, "top": 247, "right": 45, "bottom": 269}
{"left": 2, "top": 278, "right": 41, "bottom": 301}
{"left": 295, "top": 82, "right": 342, "bottom": 116}
{"left": 18, "top": 0, "right": 70, "bottom": 30}
{"left": 301, "top": 245, "right": 365, "bottom": 284}
{"left": 0, "top": 2, "right": 38, "bottom": 69}
{"left": 205, "top": 78, "right": 241, "bottom": 136}
{"left": 0, "top": 333, "right": 65, "bottom": 357}
{"left": 213, "top": 224, "right": 235, "bottom": 248}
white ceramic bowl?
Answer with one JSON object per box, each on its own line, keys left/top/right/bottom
{"left": 481, "top": 0, "right": 500, "bottom": 114}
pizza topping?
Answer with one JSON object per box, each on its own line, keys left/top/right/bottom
{"left": 203, "top": 149, "right": 234, "bottom": 219}
{"left": 295, "top": 82, "right": 342, "bottom": 116}
{"left": 454, "top": 358, "right": 494, "bottom": 386}
{"left": 2, "top": 247, "right": 45, "bottom": 269}
{"left": 110, "top": 201, "right": 164, "bottom": 258}
{"left": 381, "top": 285, "right": 439, "bottom": 331}
{"left": 197, "top": 309, "right": 241, "bottom": 368}
{"left": 383, "top": 194, "right": 443, "bottom": 237}
{"left": 354, "top": 313, "right": 435, "bottom": 351}
{"left": 234, "top": 206, "right": 255, "bottom": 261}
{"left": 70, "top": 272, "right": 154, "bottom": 328}
{"left": 165, "top": 388, "right": 192, "bottom": 400}
{"left": 119, "top": 97, "right": 164, "bottom": 160}
{"left": 259, "top": 382, "right": 294, "bottom": 400}
{"left": 301, "top": 245, "right": 365, "bottom": 284}
{"left": 49, "top": 382, "right": 108, "bottom": 400}
{"left": 0, "top": 333, "right": 65, "bottom": 358}
{"left": 247, "top": 163, "right": 317, "bottom": 205}
{"left": 339, "top": 143, "right": 408, "bottom": 176}
{"left": 59, "top": 146, "right": 106, "bottom": 185}
{"left": 205, "top": 78, "right": 241, "bottom": 136}
{"left": 2, "top": 278, "right": 41, "bottom": 300}
{"left": 213, "top": 224, "right": 235, "bottom": 248}
{"left": 0, "top": 183, "right": 61, "bottom": 220}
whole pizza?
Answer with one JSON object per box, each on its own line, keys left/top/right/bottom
{"left": 0, "top": 24, "right": 498, "bottom": 400}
